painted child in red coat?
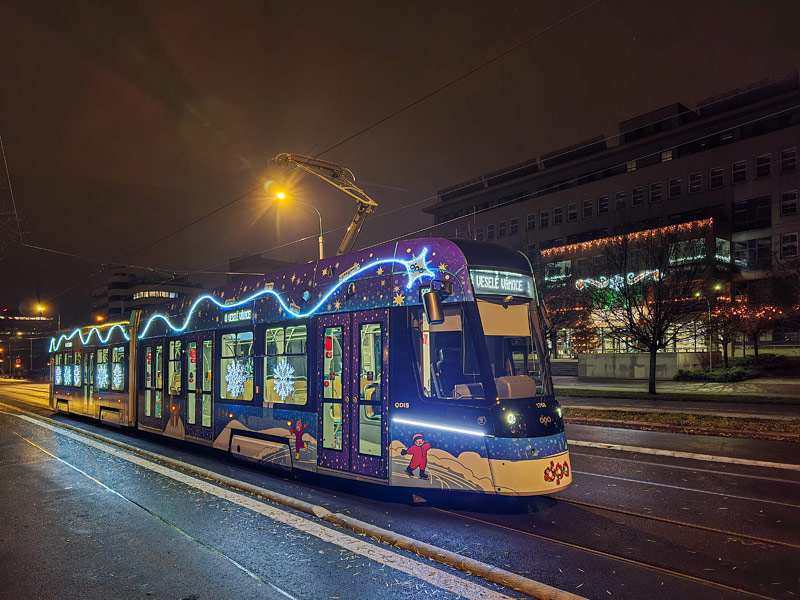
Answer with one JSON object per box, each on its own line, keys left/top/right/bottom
{"left": 400, "top": 433, "right": 433, "bottom": 479}
{"left": 288, "top": 418, "right": 308, "bottom": 459}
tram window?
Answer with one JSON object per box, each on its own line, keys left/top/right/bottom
{"left": 144, "top": 347, "right": 152, "bottom": 417}
{"left": 54, "top": 353, "right": 63, "bottom": 386}
{"left": 97, "top": 348, "right": 110, "bottom": 390}
{"left": 202, "top": 340, "right": 212, "bottom": 427}
{"left": 168, "top": 340, "right": 182, "bottom": 395}
{"left": 187, "top": 342, "right": 197, "bottom": 425}
{"left": 155, "top": 345, "right": 163, "bottom": 418}
{"left": 112, "top": 346, "right": 125, "bottom": 391}
{"left": 410, "top": 307, "right": 484, "bottom": 401}
{"left": 322, "top": 402, "right": 343, "bottom": 450}
{"left": 477, "top": 301, "right": 535, "bottom": 380}
{"left": 220, "top": 331, "right": 254, "bottom": 401}
{"left": 358, "top": 323, "right": 382, "bottom": 457}
{"left": 264, "top": 325, "right": 307, "bottom": 405}
{"left": 64, "top": 352, "right": 73, "bottom": 386}
{"left": 73, "top": 351, "right": 82, "bottom": 387}
{"left": 323, "top": 327, "right": 343, "bottom": 399}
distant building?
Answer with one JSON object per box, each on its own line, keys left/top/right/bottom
{"left": 425, "top": 73, "right": 800, "bottom": 356}
{"left": 0, "top": 308, "right": 54, "bottom": 379}
{"left": 91, "top": 269, "right": 204, "bottom": 318}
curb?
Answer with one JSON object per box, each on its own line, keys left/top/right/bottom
{"left": 0, "top": 401, "right": 586, "bottom": 600}
{"left": 565, "top": 417, "right": 800, "bottom": 442}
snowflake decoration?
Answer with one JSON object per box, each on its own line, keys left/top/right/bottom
{"left": 54, "top": 366, "right": 62, "bottom": 386}
{"left": 64, "top": 365, "right": 72, "bottom": 386}
{"left": 225, "top": 360, "right": 246, "bottom": 398}
{"left": 112, "top": 363, "right": 124, "bottom": 390}
{"left": 73, "top": 365, "right": 82, "bottom": 387}
{"left": 96, "top": 365, "right": 109, "bottom": 389}
{"left": 404, "top": 248, "right": 435, "bottom": 289}
{"left": 273, "top": 358, "right": 296, "bottom": 402}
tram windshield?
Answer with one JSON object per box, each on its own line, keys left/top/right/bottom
{"left": 411, "top": 302, "right": 538, "bottom": 402}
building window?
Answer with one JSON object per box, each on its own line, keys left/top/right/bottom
{"left": 509, "top": 218, "right": 518, "bottom": 236}
{"left": 782, "top": 233, "right": 798, "bottom": 258}
{"left": 710, "top": 167, "right": 724, "bottom": 190}
{"left": 486, "top": 224, "right": 495, "bottom": 240}
{"left": 545, "top": 260, "right": 571, "bottom": 282}
{"left": 527, "top": 214, "right": 535, "bottom": 231}
{"left": 614, "top": 191, "right": 626, "bottom": 211}
{"left": 632, "top": 187, "right": 643, "bottom": 206}
{"left": 626, "top": 160, "right": 637, "bottom": 172}
{"left": 526, "top": 242, "right": 536, "bottom": 254}
{"left": 661, "top": 150, "right": 673, "bottom": 162}
{"left": 781, "top": 148, "right": 797, "bottom": 172}
{"left": 498, "top": 221, "right": 506, "bottom": 238}
{"left": 649, "top": 182, "right": 662, "bottom": 203}
{"left": 781, "top": 190, "right": 798, "bottom": 216}
{"left": 734, "top": 237, "right": 771, "bottom": 271}
{"left": 476, "top": 226, "right": 483, "bottom": 241}
{"left": 732, "top": 160, "right": 747, "bottom": 183}
{"left": 755, "top": 154, "right": 771, "bottom": 178}
{"left": 567, "top": 203, "right": 578, "bottom": 222}
{"left": 265, "top": 325, "right": 308, "bottom": 404}
{"left": 553, "top": 207, "right": 563, "bottom": 225}
{"left": 669, "top": 178, "right": 681, "bottom": 199}
{"left": 598, "top": 195, "right": 609, "bottom": 214}
{"left": 583, "top": 199, "right": 593, "bottom": 218}
{"left": 540, "top": 210, "right": 549, "bottom": 228}
{"left": 732, "top": 196, "right": 771, "bottom": 232}
{"left": 688, "top": 172, "right": 702, "bottom": 194}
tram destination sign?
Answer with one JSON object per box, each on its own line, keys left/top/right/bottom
{"left": 469, "top": 269, "right": 534, "bottom": 298}
{"left": 223, "top": 308, "right": 252, "bottom": 324}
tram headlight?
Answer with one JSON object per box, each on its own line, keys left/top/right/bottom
{"left": 506, "top": 413, "right": 517, "bottom": 425}
{"left": 556, "top": 407, "right": 562, "bottom": 417}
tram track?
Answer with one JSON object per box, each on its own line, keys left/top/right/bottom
{"left": 430, "top": 506, "right": 786, "bottom": 600}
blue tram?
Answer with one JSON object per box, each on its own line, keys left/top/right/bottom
{"left": 49, "top": 238, "right": 571, "bottom": 495}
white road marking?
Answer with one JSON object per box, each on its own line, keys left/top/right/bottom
{"left": 568, "top": 439, "right": 800, "bottom": 471}
{"left": 13, "top": 414, "right": 514, "bottom": 600}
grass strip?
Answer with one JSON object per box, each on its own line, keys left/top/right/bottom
{"left": 563, "top": 408, "right": 800, "bottom": 435}
{"left": 555, "top": 387, "right": 799, "bottom": 405}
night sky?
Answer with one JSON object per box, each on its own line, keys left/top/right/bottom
{"left": 1, "top": 0, "right": 798, "bottom": 326}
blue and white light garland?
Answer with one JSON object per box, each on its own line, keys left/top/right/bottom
{"left": 49, "top": 248, "right": 436, "bottom": 352}
{"left": 574, "top": 269, "right": 662, "bottom": 291}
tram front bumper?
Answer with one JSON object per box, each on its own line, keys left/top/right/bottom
{"left": 485, "top": 433, "right": 572, "bottom": 495}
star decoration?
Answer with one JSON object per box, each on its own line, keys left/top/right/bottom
{"left": 327, "top": 303, "right": 332, "bottom": 311}
{"left": 393, "top": 292, "right": 406, "bottom": 306}
{"left": 404, "top": 248, "right": 435, "bottom": 290}
{"left": 438, "top": 262, "right": 448, "bottom": 270}
{"left": 334, "top": 300, "right": 341, "bottom": 310}
{"left": 321, "top": 267, "right": 329, "bottom": 277}
{"left": 376, "top": 266, "right": 384, "bottom": 275}
{"left": 380, "top": 280, "right": 386, "bottom": 287}
{"left": 394, "top": 285, "right": 400, "bottom": 293}
{"left": 291, "top": 274, "right": 296, "bottom": 283}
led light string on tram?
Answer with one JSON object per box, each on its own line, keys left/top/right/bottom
{"left": 49, "top": 324, "right": 130, "bottom": 352}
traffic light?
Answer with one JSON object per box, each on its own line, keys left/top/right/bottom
{"left": 15, "top": 358, "right": 22, "bottom": 369}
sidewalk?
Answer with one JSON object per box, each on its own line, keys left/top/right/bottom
{"left": 554, "top": 375, "right": 800, "bottom": 401}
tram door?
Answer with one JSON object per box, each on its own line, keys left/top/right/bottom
{"left": 318, "top": 309, "right": 388, "bottom": 478}
{"left": 185, "top": 334, "right": 214, "bottom": 441}
{"left": 83, "top": 352, "right": 94, "bottom": 414}
{"left": 141, "top": 340, "right": 165, "bottom": 430}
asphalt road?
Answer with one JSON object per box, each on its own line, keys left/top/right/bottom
{"left": 1, "top": 381, "right": 798, "bottom": 600}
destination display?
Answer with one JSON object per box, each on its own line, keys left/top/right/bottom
{"left": 469, "top": 269, "right": 534, "bottom": 297}
{"left": 223, "top": 308, "right": 252, "bottom": 324}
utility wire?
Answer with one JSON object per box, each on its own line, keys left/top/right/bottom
{"left": 0, "top": 134, "right": 23, "bottom": 243}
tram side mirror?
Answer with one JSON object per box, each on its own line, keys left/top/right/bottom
{"left": 422, "top": 288, "right": 444, "bottom": 325}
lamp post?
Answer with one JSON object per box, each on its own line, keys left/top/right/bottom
{"left": 37, "top": 304, "right": 60, "bottom": 331}
{"left": 695, "top": 283, "right": 722, "bottom": 372}
{"left": 276, "top": 192, "right": 324, "bottom": 260}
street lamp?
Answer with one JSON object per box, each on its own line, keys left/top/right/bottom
{"left": 695, "top": 283, "right": 723, "bottom": 371}
{"left": 274, "top": 190, "right": 325, "bottom": 260}
{"left": 37, "top": 304, "right": 61, "bottom": 330}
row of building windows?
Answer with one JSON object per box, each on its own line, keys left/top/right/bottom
{"left": 474, "top": 189, "right": 797, "bottom": 242}
{"left": 439, "top": 148, "right": 797, "bottom": 225}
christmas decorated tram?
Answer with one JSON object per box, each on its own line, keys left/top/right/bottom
{"left": 49, "top": 238, "right": 571, "bottom": 495}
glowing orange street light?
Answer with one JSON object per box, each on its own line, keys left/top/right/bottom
{"left": 95, "top": 315, "right": 105, "bottom": 323}
{"left": 271, "top": 189, "right": 324, "bottom": 260}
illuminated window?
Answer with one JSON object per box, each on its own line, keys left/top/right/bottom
{"left": 168, "top": 340, "right": 182, "bottom": 395}
{"left": 734, "top": 238, "right": 771, "bottom": 271}
{"left": 545, "top": 260, "right": 571, "bottom": 282}
{"left": 626, "top": 160, "right": 637, "bottom": 172}
{"left": 96, "top": 347, "right": 109, "bottom": 390}
{"left": 112, "top": 346, "right": 125, "bottom": 390}
{"left": 187, "top": 341, "right": 197, "bottom": 425}
{"left": 220, "top": 331, "right": 253, "bottom": 401}
{"left": 265, "top": 325, "right": 307, "bottom": 405}
{"left": 358, "top": 323, "right": 383, "bottom": 457}
{"left": 661, "top": 150, "right": 673, "bottom": 162}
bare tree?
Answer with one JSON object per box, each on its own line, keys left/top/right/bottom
{"left": 536, "top": 276, "right": 590, "bottom": 358}
{"left": 579, "top": 223, "right": 709, "bottom": 394}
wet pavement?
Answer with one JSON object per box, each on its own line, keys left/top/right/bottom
{"left": 2, "top": 381, "right": 800, "bottom": 599}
